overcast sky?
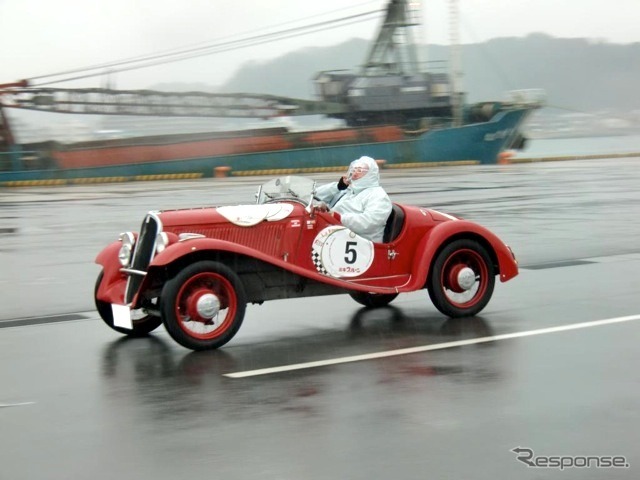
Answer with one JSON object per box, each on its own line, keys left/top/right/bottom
{"left": 1, "top": 0, "right": 638, "bottom": 90}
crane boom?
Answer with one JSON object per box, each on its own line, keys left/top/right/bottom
{"left": 0, "top": 87, "right": 345, "bottom": 119}
{"left": 0, "top": 1, "right": 434, "bottom": 129}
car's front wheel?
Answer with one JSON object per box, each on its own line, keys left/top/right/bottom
{"left": 94, "top": 271, "right": 162, "bottom": 336}
{"left": 427, "top": 239, "right": 495, "bottom": 317}
{"left": 160, "top": 261, "right": 247, "bottom": 351}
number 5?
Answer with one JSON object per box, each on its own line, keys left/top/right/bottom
{"left": 345, "top": 241, "right": 358, "bottom": 264}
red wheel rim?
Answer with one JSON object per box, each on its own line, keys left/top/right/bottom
{"left": 439, "top": 248, "right": 488, "bottom": 308}
{"left": 175, "top": 272, "right": 237, "bottom": 340}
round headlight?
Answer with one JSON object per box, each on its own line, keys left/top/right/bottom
{"left": 156, "top": 232, "right": 169, "bottom": 254}
{"left": 118, "top": 232, "right": 135, "bottom": 267}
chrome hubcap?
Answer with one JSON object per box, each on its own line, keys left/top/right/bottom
{"left": 457, "top": 267, "right": 476, "bottom": 291}
{"left": 196, "top": 293, "right": 221, "bottom": 319}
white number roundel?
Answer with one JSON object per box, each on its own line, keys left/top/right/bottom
{"left": 311, "top": 226, "right": 374, "bottom": 278}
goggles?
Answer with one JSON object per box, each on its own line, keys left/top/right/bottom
{"left": 347, "top": 162, "right": 370, "bottom": 180}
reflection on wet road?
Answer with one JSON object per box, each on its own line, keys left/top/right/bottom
{"left": 1, "top": 158, "right": 640, "bottom": 479}
{"left": 226, "top": 314, "right": 640, "bottom": 378}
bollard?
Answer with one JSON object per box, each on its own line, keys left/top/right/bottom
{"left": 497, "top": 151, "right": 514, "bottom": 165}
{"left": 214, "top": 166, "right": 232, "bottom": 178}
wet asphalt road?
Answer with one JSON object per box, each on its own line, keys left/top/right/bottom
{"left": 1, "top": 158, "right": 640, "bottom": 479}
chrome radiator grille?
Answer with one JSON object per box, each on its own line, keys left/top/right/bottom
{"left": 125, "top": 213, "right": 161, "bottom": 304}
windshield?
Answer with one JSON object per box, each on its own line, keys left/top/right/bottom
{"left": 256, "top": 176, "right": 316, "bottom": 205}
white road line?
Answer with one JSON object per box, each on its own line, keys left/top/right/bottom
{"left": 0, "top": 402, "right": 36, "bottom": 408}
{"left": 224, "top": 314, "right": 640, "bottom": 379}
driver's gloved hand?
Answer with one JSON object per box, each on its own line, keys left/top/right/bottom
{"left": 315, "top": 202, "right": 330, "bottom": 212}
{"left": 337, "top": 176, "right": 349, "bottom": 190}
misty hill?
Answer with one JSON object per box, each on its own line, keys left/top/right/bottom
{"left": 154, "top": 33, "right": 640, "bottom": 114}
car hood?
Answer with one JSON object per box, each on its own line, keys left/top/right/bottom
{"left": 157, "top": 203, "right": 299, "bottom": 228}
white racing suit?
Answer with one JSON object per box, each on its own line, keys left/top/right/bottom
{"left": 315, "top": 156, "right": 392, "bottom": 243}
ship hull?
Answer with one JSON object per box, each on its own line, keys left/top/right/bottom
{"left": 0, "top": 107, "right": 532, "bottom": 184}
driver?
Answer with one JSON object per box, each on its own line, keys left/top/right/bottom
{"left": 315, "top": 156, "right": 392, "bottom": 243}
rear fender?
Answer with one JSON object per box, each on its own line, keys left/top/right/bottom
{"left": 412, "top": 221, "right": 518, "bottom": 287}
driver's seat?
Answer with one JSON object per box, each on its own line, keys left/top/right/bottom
{"left": 383, "top": 204, "right": 405, "bottom": 243}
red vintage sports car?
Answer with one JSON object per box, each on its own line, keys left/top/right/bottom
{"left": 95, "top": 176, "right": 518, "bottom": 350}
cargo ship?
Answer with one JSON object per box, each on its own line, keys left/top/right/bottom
{"left": 0, "top": 0, "right": 542, "bottom": 185}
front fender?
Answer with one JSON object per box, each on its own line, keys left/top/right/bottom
{"left": 411, "top": 220, "right": 518, "bottom": 287}
{"left": 95, "top": 240, "right": 120, "bottom": 267}
{"left": 94, "top": 241, "right": 127, "bottom": 304}
{"left": 150, "top": 237, "right": 285, "bottom": 268}
{"left": 150, "top": 237, "right": 401, "bottom": 295}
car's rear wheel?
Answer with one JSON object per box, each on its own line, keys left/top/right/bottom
{"left": 427, "top": 239, "right": 495, "bottom": 317}
{"left": 94, "top": 271, "right": 162, "bottom": 336}
{"left": 160, "top": 261, "right": 246, "bottom": 351}
{"left": 349, "top": 291, "right": 398, "bottom": 308}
